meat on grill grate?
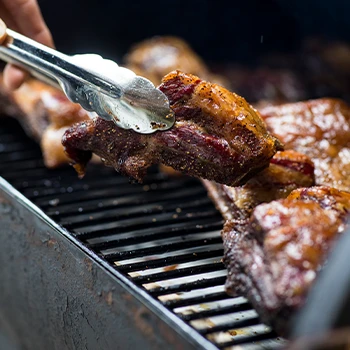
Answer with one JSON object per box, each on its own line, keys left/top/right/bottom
{"left": 260, "top": 98, "right": 350, "bottom": 192}
{"left": 222, "top": 186, "right": 350, "bottom": 335}
{"left": 205, "top": 98, "right": 350, "bottom": 336}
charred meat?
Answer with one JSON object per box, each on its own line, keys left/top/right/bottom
{"left": 260, "top": 98, "right": 350, "bottom": 191}
{"left": 203, "top": 150, "right": 315, "bottom": 221}
{"left": 222, "top": 186, "right": 350, "bottom": 335}
{"left": 62, "top": 71, "right": 281, "bottom": 185}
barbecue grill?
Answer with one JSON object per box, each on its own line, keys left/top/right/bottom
{"left": 0, "top": 117, "right": 286, "bottom": 349}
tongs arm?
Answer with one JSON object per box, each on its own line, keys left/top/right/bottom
{"left": 0, "top": 21, "right": 121, "bottom": 98}
{"left": 0, "top": 19, "right": 175, "bottom": 134}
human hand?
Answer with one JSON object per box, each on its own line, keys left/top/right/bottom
{"left": 0, "top": 0, "right": 54, "bottom": 90}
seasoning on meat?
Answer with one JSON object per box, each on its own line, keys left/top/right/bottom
{"left": 62, "top": 70, "right": 281, "bottom": 185}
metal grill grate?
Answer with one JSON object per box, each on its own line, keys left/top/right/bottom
{"left": 0, "top": 118, "right": 286, "bottom": 350}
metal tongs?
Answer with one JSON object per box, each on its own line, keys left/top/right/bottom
{"left": 0, "top": 19, "right": 175, "bottom": 134}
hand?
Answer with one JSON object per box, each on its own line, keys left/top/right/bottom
{"left": 0, "top": 0, "right": 54, "bottom": 90}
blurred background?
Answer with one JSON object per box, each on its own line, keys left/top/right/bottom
{"left": 38, "top": 0, "right": 350, "bottom": 64}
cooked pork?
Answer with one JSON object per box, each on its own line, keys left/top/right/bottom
{"left": 205, "top": 148, "right": 349, "bottom": 335}
{"left": 222, "top": 186, "right": 350, "bottom": 335}
{"left": 260, "top": 98, "right": 350, "bottom": 191}
{"left": 124, "top": 36, "right": 226, "bottom": 86}
{"left": 62, "top": 70, "right": 281, "bottom": 185}
{"left": 0, "top": 77, "right": 92, "bottom": 168}
{"left": 203, "top": 150, "right": 315, "bottom": 221}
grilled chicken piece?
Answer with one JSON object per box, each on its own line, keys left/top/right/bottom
{"left": 62, "top": 71, "right": 281, "bottom": 185}
{"left": 124, "top": 36, "right": 227, "bottom": 87}
{"left": 222, "top": 186, "right": 350, "bottom": 335}
{"left": 0, "top": 77, "right": 92, "bottom": 168}
{"left": 260, "top": 98, "right": 350, "bottom": 191}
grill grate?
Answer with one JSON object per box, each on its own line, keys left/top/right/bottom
{"left": 0, "top": 118, "right": 286, "bottom": 350}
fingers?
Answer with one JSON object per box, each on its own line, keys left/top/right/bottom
{"left": 0, "top": 18, "right": 7, "bottom": 44}
{"left": 0, "top": 0, "right": 54, "bottom": 90}
{"left": 2, "top": 0, "right": 54, "bottom": 47}
{"left": 3, "top": 64, "right": 28, "bottom": 91}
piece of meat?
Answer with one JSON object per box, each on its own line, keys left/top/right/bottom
{"left": 222, "top": 186, "right": 350, "bottom": 335}
{"left": 62, "top": 70, "right": 281, "bottom": 185}
{"left": 213, "top": 66, "right": 307, "bottom": 104}
{"left": 124, "top": 36, "right": 227, "bottom": 87}
{"left": 0, "top": 77, "right": 93, "bottom": 168}
{"left": 260, "top": 98, "right": 350, "bottom": 191}
{"left": 203, "top": 150, "right": 315, "bottom": 221}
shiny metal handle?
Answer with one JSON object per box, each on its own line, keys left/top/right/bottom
{"left": 0, "top": 27, "right": 122, "bottom": 99}
{"left": 0, "top": 19, "right": 175, "bottom": 134}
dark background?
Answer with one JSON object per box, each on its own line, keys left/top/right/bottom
{"left": 38, "top": 0, "right": 350, "bottom": 64}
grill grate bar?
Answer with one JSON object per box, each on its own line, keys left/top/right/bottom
{"left": 131, "top": 262, "right": 225, "bottom": 284}
{"left": 33, "top": 178, "right": 198, "bottom": 207}
{"left": 197, "top": 317, "right": 261, "bottom": 336}
{"left": 115, "top": 249, "right": 224, "bottom": 273}
{"left": 46, "top": 186, "right": 207, "bottom": 217}
{"left": 71, "top": 209, "right": 219, "bottom": 235}
{"left": 23, "top": 172, "right": 170, "bottom": 199}
{"left": 177, "top": 303, "right": 252, "bottom": 322}
{"left": 147, "top": 275, "right": 227, "bottom": 297}
{"left": 0, "top": 150, "right": 41, "bottom": 163}
{"left": 215, "top": 331, "right": 278, "bottom": 349}
{"left": 60, "top": 197, "right": 213, "bottom": 228}
{"left": 101, "top": 237, "right": 223, "bottom": 261}
{"left": 163, "top": 292, "right": 232, "bottom": 309}
{"left": 84, "top": 219, "right": 221, "bottom": 252}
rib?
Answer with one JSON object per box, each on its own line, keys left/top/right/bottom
{"left": 62, "top": 70, "right": 281, "bottom": 185}
{"left": 203, "top": 150, "right": 315, "bottom": 221}
{"left": 0, "top": 77, "right": 92, "bottom": 168}
{"left": 223, "top": 186, "right": 350, "bottom": 335}
{"left": 204, "top": 148, "right": 350, "bottom": 335}
{"left": 260, "top": 98, "right": 350, "bottom": 191}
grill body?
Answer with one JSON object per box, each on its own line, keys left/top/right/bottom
{"left": 0, "top": 178, "right": 207, "bottom": 350}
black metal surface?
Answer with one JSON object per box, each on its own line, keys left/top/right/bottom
{"left": 0, "top": 118, "right": 286, "bottom": 350}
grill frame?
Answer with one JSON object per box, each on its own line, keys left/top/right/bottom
{"left": 0, "top": 176, "right": 215, "bottom": 350}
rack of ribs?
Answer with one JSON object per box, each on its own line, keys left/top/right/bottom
{"left": 205, "top": 98, "right": 350, "bottom": 335}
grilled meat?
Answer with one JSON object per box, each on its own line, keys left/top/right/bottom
{"left": 0, "top": 77, "right": 92, "bottom": 168}
{"left": 222, "top": 186, "right": 350, "bottom": 335}
{"left": 260, "top": 98, "right": 350, "bottom": 191}
{"left": 203, "top": 150, "right": 315, "bottom": 221}
{"left": 205, "top": 97, "right": 350, "bottom": 335}
{"left": 124, "top": 36, "right": 227, "bottom": 87}
{"left": 219, "top": 66, "right": 307, "bottom": 104}
{"left": 62, "top": 70, "right": 281, "bottom": 185}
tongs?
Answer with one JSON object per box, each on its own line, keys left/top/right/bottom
{"left": 0, "top": 19, "right": 175, "bottom": 134}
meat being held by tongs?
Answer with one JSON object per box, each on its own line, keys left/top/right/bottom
{"left": 0, "top": 35, "right": 223, "bottom": 169}
{"left": 62, "top": 71, "right": 281, "bottom": 185}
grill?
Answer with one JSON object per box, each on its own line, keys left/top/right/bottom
{"left": 0, "top": 118, "right": 286, "bottom": 350}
